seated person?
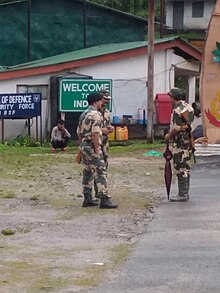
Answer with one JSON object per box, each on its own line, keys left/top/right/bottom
{"left": 51, "top": 119, "right": 71, "bottom": 152}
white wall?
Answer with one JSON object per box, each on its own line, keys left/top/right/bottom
{"left": 171, "top": 54, "right": 199, "bottom": 73}
{"left": 166, "top": 1, "right": 173, "bottom": 29}
{"left": 183, "top": 0, "right": 215, "bottom": 29}
{"left": 166, "top": 0, "right": 215, "bottom": 30}
{"left": 171, "top": 53, "right": 199, "bottom": 102}
{"left": 79, "top": 50, "right": 174, "bottom": 122}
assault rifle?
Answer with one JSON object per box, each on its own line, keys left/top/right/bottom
{"left": 187, "top": 125, "right": 196, "bottom": 164}
{"left": 181, "top": 111, "right": 196, "bottom": 164}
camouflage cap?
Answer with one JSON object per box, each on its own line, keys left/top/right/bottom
{"left": 99, "top": 90, "right": 111, "bottom": 100}
{"left": 168, "top": 87, "right": 182, "bottom": 100}
{"left": 87, "top": 93, "right": 103, "bottom": 104}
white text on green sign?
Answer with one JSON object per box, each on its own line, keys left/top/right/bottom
{"left": 60, "top": 79, "right": 112, "bottom": 112}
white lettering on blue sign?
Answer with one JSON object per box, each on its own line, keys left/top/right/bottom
{"left": 18, "top": 103, "right": 34, "bottom": 109}
{"left": 0, "top": 104, "right": 14, "bottom": 110}
{"left": 1, "top": 96, "right": 9, "bottom": 103}
{"left": 0, "top": 93, "right": 41, "bottom": 119}
{"left": 9, "top": 95, "right": 32, "bottom": 103}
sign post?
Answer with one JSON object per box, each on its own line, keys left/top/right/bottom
{"left": 0, "top": 93, "right": 41, "bottom": 118}
{"left": 0, "top": 93, "right": 42, "bottom": 144}
{"left": 59, "top": 79, "right": 112, "bottom": 112}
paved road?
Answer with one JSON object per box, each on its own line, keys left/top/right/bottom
{"left": 90, "top": 156, "right": 220, "bottom": 293}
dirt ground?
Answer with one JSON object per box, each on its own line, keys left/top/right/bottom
{"left": 0, "top": 150, "right": 165, "bottom": 293}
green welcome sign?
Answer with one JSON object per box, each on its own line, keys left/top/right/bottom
{"left": 59, "top": 79, "right": 112, "bottom": 112}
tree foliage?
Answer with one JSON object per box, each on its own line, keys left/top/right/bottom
{"left": 0, "top": 0, "right": 161, "bottom": 19}
{"left": 90, "top": 0, "right": 161, "bottom": 19}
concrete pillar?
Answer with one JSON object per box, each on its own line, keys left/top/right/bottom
{"left": 188, "top": 75, "right": 196, "bottom": 105}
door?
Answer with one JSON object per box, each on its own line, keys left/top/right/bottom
{"left": 173, "top": 1, "right": 184, "bottom": 30}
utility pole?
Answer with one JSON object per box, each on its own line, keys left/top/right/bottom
{"left": 147, "top": 0, "right": 155, "bottom": 142}
{"left": 83, "top": 0, "right": 87, "bottom": 48}
{"left": 27, "top": 0, "right": 31, "bottom": 61}
{"left": 160, "top": 0, "right": 164, "bottom": 38}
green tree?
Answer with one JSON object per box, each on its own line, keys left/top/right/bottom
{"left": 0, "top": 0, "right": 161, "bottom": 23}
{"left": 90, "top": 0, "right": 161, "bottom": 19}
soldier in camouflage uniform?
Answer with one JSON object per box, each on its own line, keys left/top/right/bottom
{"left": 165, "top": 88, "right": 194, "bottom": 202}
{"left": 99, "top": 90, "right": 114, "bottom": 165}
{"left": 94, "top": 90, "right": 114, "bottom": 197}
{"left": 77, "top": 93, "right": 118, "bottom": 209}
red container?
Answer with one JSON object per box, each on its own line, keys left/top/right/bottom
{"left": 155, "top": 94, "right": 172, "bottom": 124}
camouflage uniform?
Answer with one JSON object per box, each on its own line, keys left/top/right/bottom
{"left": 93, "top": 107, "right": 111, "bottom": 197}
{"left": 100, "top": 107, "right": 111, "bottom": 165}
{"left": 172, "top": 101, "right": 194, "bottom": 198}
{"left": 77, "top": 106, "right": 108, "bottom": 201}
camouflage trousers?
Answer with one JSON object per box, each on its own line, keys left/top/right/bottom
{"left": 102, "top": 142, "right": 109, "bottom": 168}
{"left": 93, "top": 142, "right": 109, "bottom": 197}
{"left": 172, "top": 132, "right": 191, "bottom": 179}
{"left": 80, "top": 141, "right": 108, "bottom": 198}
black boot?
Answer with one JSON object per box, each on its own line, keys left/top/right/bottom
{"left": 186, "top": 175, "right": 190, "bottom": 200}
{"left": 82, "top": 194, "right": 99, "bottom": 207}
{"left": 170, "top": 176, "right": 189, "bottom": 202}
{"left": 100, "top": 196, "right": 118, "bottom": 209}
{"left": 179, "top": 176, "right": 189, "bottom": 200}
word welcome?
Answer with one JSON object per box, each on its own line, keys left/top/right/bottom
{"left": 62, "top": 83, "right": 110, "bottom": 93}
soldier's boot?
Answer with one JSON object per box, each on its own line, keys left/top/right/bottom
{"left": 170, "top": 177, "right": 189, "bottom": 202}
{"left": 82, "top": 194, "right": 99, "bottom": 207}
{"left": 186, "top": 175, "right": 190, "bottom": 200}
{"left": 179, "top": 176, "right": 190, "bottom": 200}
{"left": 100, "top": 196, "right": 118, "bottom": 209}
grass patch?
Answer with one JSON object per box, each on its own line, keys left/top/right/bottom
{"left": 0, "top": 192, "right": 16, "bottom": 199}
{"left": 17, "top": 227, "right": 32, "bottom": 234}
{"left": 0, "top": 259, "right": 76, "bottom": 293}
{"left": 47, "top": 197, "right": 77, "bottom": 209}
{"left": 30, "top": 275, "right": 73, "bottom": 293}
{"left": 1, "top": 229, "right": 16, "bottom": 236}
{"left": 30, "top": 195, "right": 40, "bottom": 201}
{"left": 74, "top": 263, "right": 107, "bottom": 287}
{"left": 0, "top": 141, "right": 166, "bottom": 293}
{"left": 110, "top": 243, "right": 135, "bottom": 266}
{"left": 57, "top": 203, "right": 104, "bottom": 220}
{"left": 74, "top": 276, "right": 101, "bottom": 287}
{"left": 109, "top": 140, "right": 164, "bottom": 155}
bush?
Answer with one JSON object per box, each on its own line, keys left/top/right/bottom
{"left": 4, "top": 135, "right": 41, "bottom": 147}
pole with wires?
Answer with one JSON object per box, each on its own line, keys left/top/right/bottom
{"left": 147, "top": 0, "right": 155, "bottom": 142}
{"left": 83, "top": 0, "right": 87, "bottom": 48}
{"left": 27, "top": 0, "right": 31, "bottom": 62}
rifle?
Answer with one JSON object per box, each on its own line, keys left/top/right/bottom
{"left": 181, "top": 110, "right": 196, "bottom": 164}
{"left": 187, "top": 125, "right": 196, "bottom": 164}
{"left": 181, "top": 124, "right": 196, "bottom": 163}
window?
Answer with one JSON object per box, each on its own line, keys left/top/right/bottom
{"left": 17, "top": 85, "right": 48, "bottom": 100}
{"left": 192, "top": 1, "right": 204, "bottom": 18}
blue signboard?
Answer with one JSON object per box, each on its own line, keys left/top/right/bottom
{"left": 0, "top": 93, "right": 41, "bottom": 118}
